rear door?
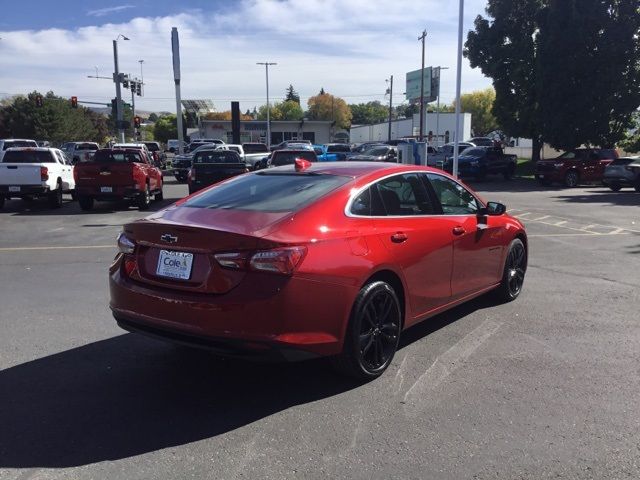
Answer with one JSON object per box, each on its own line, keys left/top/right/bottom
{"left": 367, "top": 173, "right": 454, "bottom": 320}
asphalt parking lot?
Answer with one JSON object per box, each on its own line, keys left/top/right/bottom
{"left": 1, "top": 176, "right": 639, "bottom": 480}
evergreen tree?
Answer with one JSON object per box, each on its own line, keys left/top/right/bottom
{"left": 285, "top": 85, "right": 300, "bottom": 104}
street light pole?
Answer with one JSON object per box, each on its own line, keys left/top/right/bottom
{"left": 257, "top": 62, "right": 277, "bottom": 148}
{"left": 435, "top": 66, "right": 449, "bottom": 148}
{"left": 138, "top": 59, "right": 144, "bottom": 96}
{"left": 387, "top": 75, "right": 394, "bottom": 142}
{"left": 452, "top": 0, "right": 464, "bottom": 179}
{"left": 112, "top": 34, "right": 129, "bottom": 143}
{"left": 418, "top": 29, "right": 427, "bottom": 141}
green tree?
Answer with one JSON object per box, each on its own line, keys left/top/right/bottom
{"left": 465, "top": 0, "right": 544, "bottom": 160}
{"left": 153, "top": 114, "right": 188, "bottom": 144}
{"left": 349, "top": 101, "right": 389, "bottom": 125}
{"left": 147, "top": 112, "right": 159, "bottom": 122}
{"left": 285, "top": 85, "right": 300, "bottom": 104}
{"left": 307, "top": 91, "right": 351, "bottom": 129}
{"left": 537, "top": 0, "right": 640, "bottom": 150}
{"left": 453, "top": 88, "right": 499, "bottom": 136}
{"left": 0, "top": 91, "right": 108, "bottom": 144}
{"left": 394, "top": 102, "right": 420, "bottom": 119}
{"left": 256, "top": 100, "right": 304, "bottom": 121}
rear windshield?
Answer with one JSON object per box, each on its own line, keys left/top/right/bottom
{"left": 2, "top": 150, "right": 56, "bottom": 163}
{"left": 461, "top": 148, "right": 486, "bottom": 156}
{"left": 76, "top": 143, "right": 99, "bottom": 150}
{"left": 3, "top": 140, "right": 38, "bottom": 150}
{"left": 143, "top": 142, "right": 160, "bottom": 151}
{"left": 611, "top": 158, "right": 636, "bottom": 166}
{"left": 94, "top": 150, "right": 141, "bottom": 163}
{"left": 271, "top": 151, "right": 317, "bottom": 166}
{"left": 363, "top": 147, "right": 389, "bottom": 156}
{"left": 193, "top": 151, "right": 242, "bottom": 164}
{"left": 184, "top": 172, "right": 351, "bottom": 212}
{"left": 327, "top": 145, "right": 351, "bottom": 153}
{"left": 243, "top": 143, "right": 268, "bottom": 153}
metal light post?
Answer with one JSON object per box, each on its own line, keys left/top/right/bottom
{"left": 257, "top": 62, "right": 277, "bottom": 148}
{"left": 113, "top": 34, "right": 129, "bottom": 143}
{"left": 386, "top": 75, "right": 394, "bottom": 142}
{"left": 138, "top": 59, "right": 144, "bottom": 96}
{"left": 452, "top": 0, "right": 465, "bottom": 179}
{"left": 418, "top": 30, "right": 427, "bottom": 141}
{"left": 435, "top": 66, "right": 449, "bottom": 148}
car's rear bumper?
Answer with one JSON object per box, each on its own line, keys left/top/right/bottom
{"left": 0, "top": 185, "right": 49, "bottom": 196}
{"left": 76, "top": 185, "right": 140, "bottom": 200}
{"left": 109, "top": 258, "right": 356, "bottom": 359}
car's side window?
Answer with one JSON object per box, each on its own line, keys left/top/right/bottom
{"left": 426, "top": 173, "right": 479, "bottom": 215}
{"left": 376, "top": 173, "right": 435, "bottom": 216}
{"left": 350, "top": 186, "right": 386, "bottom": 216}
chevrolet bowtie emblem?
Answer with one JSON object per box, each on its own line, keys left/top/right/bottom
{"left": 99, "top": 171, "right": 111, "bottom": 175}
{"left": 161, "top": 234, "right": 178, "bottom": 243}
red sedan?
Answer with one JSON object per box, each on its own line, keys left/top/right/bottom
{"left": 109, "top": 161, "right": 527, "bottom": 379}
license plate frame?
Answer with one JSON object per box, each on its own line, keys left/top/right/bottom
{"left": 8, "top": 186, "right": 20, "bottom": 192}
{"left": 156, "top": 250, "right": 194, "bottom": 280}
{"left": 100, "top": 186, "right": 113, "bottom": 193}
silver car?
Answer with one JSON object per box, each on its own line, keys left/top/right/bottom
{"left": 602, "top": 157, "right": 640, "bottom": 192}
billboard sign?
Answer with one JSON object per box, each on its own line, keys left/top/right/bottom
{"left": 406, "top": 67, "right": 438, "bottom": 103}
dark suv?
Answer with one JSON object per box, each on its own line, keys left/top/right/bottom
{"left": 535, "top": 148, "right": 619, "bottom": 187}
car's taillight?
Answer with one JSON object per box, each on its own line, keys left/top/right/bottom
{"left": 188, "top": 168, "right": 195, "bottom": 182}
{"left": 40, "top": 166, "right": 49, "bottom": 181}
{"left": 214, "top": 246, "right": 307, "bottom": 275}
{"left": 73, "top": 166, "right": 78, "bottom": 183}
{"left": 117, "top": 232, "right": 136, "bottom": 254}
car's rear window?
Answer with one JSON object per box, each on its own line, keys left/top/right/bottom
{"left": 363, "top": 147, "right": 389, "bottom": 156}
{"left": 3, "top": 140, "right": 38, "bottom": 150}
{"left": 76, "top": 143, "right": 99, "bottom": 150}
{"left": 184, "top": 172, "right": 351, "bottom": 212}
{"left": 461, "top": 148, "right": 486, "bottom": 156}
{"left": 327, "top": 145, "right": 351, "bottom": 153}
{"left": 271, "top": 151, "right": 317, "bottom": 166}
{"left": 193, "top": 151, "right": 242, "bottom": 164}
{"left": 2, "top": 150, "right": 56, "bottom": 163}
{"left": 243, "top": 143, "right": 268, "bottom": 153}
{"left": 94, "top": 150, "right": 140, "bottom": 163}
{"left": 599, "top": 149, "right": 618, "bottom": 159}
{"left": 144, "top": 143, "right": 160, "bottom": 151}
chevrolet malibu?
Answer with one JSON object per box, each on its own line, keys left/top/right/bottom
{"left": 110, "top": 161, "right": 527, "bottom": 379}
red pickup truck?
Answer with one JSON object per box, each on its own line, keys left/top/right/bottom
{"left": 535, "top": 148, "right": 619, "bottom": 187}
{"left": 74, "top": 148, "right": 163, "bottom": 211}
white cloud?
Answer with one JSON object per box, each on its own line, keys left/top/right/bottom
{"left": 87, "top": 5, "right": 135, "bottom": 18}
{"left": 0, "top": 0, "right": 491, "bottom": 113}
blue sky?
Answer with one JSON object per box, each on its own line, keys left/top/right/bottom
{"left": 0, "top": 0, "right": 492, "bottom": 112}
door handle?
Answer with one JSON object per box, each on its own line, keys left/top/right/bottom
{"left": 391, "top": 232, "right": 408, "bottom": 243}
{"left": 452, "top": 226, "right": 466, "bottom": 236}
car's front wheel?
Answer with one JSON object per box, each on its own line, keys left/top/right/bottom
{"left": 564, "top": 170, "right": 579, "bottom": 188}
{"left": 493, "top": 238, "right": 527, "bottom": 303}
{"left": 608, "top": 183, "right": 621, "bottom": 192}
{"left": 331, "top": 281, "right": 402, "bottom": 380}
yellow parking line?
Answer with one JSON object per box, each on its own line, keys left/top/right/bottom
{"left": 0, "top": 245, "right": 114, "bottom": 252}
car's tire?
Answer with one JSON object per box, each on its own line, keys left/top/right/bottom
{"left": 155, "top": 190, "right": 164, "bottom": 201}
{"left": 475, "top": 167, "right": 487, "bottom": 181}
{"left": 48, "top": 181, "right": 63, "bottom": 209}
{"left": 634, "top": 178, "right": 640, "bottom": 193}
{"left": 22, "top": 195, "right": 35, "bottom": 204}
{"left": 493, "top": 238, "right": 527, "bottom": 303}
{"left": 70, "top": 189, "right": 77, "bottom": 201}
{"left": 78, "top": 195, "right": 94, "bottom": 211}
{"left": 331, "top": 281, "right": 402, "bottom": 380}
{"left": 504, "top": 163, "right": 516, "bottom": 180}
{"left": 564, "top": 170, "right": 579, "bottom": 188}
{"left": 0, "top": 196, "right": 4, "bottom": 209}
{"left": 609, "top": 183, "right": 621, "bottom": 192}
{"left": 137, "top": 184, "right": 151, "bottom": 210}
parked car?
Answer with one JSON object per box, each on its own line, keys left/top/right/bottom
{"left": 142, "top": 141, "right": 168, "bottom": 169}
{"left": 348, "top": 145, "right": 399, "bottom": 162}
{"left": 312, "top": 144, "right": 349, "bottom": 162}
{"left": 112, "top": 143, "right": 153, "bottom": 163}
{"left": 172, "top": 143, "right": 220, "bottom": 182}
{"left": 270, "top": 139, "right": 312, "bottom": 151}
{"left": 167, "top": 139, "right": 188, "bottom": 153}
{"left": 0, "top": 139, "right": 38, "bottom": 162}
{"left": 187, "top": 150, "right": 248, "bottom": 194}
{"left": 603, "top": 157, "right": 640, "bottom": 192}
{"left": 535, "top": 148, "right": 619, "bottom": 187}
{"left": 429, "top": 142, "right": 475, "bottom": 168}
{"left": 74, "top": 148, "right": 163, "bottom": 211}
{"left": 443, "top": 146, "right": 518, "bottom": 180}
{"left": 242, "top": 143, "right": 270, "bottom": 170}
{"left": 268, "top": 149, "right": 318, "bottom": 167}
{"left": 0, "top": 147, "right": 74, "bottom": 209}
{"left": 60, "top": 142, "right": 100, "bottom": 164}
{"left": 187, "top": 139, "right": 225, "bottom": 152}
{"left": 109, "top": 162, "right": 527, "bottom": 379}
{"left": 349, "top": 142, "right": 385, "bottom": 157}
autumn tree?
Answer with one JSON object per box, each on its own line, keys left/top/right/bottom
{"left": 307, "top": 91, "right": 351, "bottom": 129}
{"left": 203, "top": 111, "right": 252, "bottom": 121}
{"left": 453, "top": 88, "right": 499, "bottom": 136}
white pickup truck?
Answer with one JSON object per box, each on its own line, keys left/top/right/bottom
{"left": 60, "top": 141, "right": 100, "bottom": 164}
{"left": 0, "top": 147, "right": 75, "bottom": 209}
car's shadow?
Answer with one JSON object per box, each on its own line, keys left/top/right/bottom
{"left": 2, "top": 196, "right": 183, "bottom": 216}
{"left": 0, "top": 295, "right": 494, "bottom": 468}
{"left": 553, "top": 189, "right": 640, "bottom": 207}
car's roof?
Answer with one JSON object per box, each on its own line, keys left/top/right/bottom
{"left": 113, "top": 143, "right": 145, "bottom": 147}
{"left": 265, "top": 161, "right": 444, "bottom": 178}
{"left": 5, "top": 147, "right": 56, "bottom": 152}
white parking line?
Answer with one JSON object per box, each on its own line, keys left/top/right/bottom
{"left": 0, "top": 245, "right": 114, "bottom": 252}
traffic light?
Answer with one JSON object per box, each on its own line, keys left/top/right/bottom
{"left": 111, "top": 98, "right": 117, "bottom": 117}
{"left": 35, "top": 95, "right": 44, "bottom": 107}
{"left": 71, "top": 96, "right": 78, "bottom": 108}
{"left": 123, "top": 77, "right": 129, "bottom": 89}
{"left": 136, "top": 82, "right": 142, "bottom": 96}
{"left": 134, "top": 116, "right": 141, "bottom": 128}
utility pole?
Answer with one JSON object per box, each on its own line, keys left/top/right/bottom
{"left": 453, "top": 0, "right": 465, "bottom": 179}
{"left": 257, "top": 62, "right": 277, "bottom": 148}
{"left": 172, "top": 28, "right": 184, "bottom": 155}
{"left": 138, "top": 59, "right": 144, "bottom": 96}
{"left": 113, "top": 39, "right": 125, "bottom": 142}
{"left": 131, "top": 83, "right": 136, "bottom": 138}
{"left": 418, "top": 29, "right": 427, "bottom": 141}
{"left": 387, "top": 75, "right": 394, "bottom": 142}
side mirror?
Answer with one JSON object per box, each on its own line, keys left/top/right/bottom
{"left": 484, "top": 201, "right": 507, "bottom": 216}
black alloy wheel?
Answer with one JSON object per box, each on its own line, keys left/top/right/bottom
{"left": 564, "top": 170, "right": 579, "bottom": 188}
{"left": 137, "top": 185, "right": 151, "bottom": 211}
{"left": 78, "top": 196, "right": 94, "bottom": 211}
{"left": 609, "top": 183, "right": 621, "bottom": 192}
{"left": 494, "top": 238, "right": 527, "bottom": 303}
{"left": 332, "top": 281, "right": 402, "bottom": 380}
{"left": 0, "top": 195, "right": 4, "bottom": 209}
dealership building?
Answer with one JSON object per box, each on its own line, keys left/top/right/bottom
{"left": 197, "top": 120, "right": 335, "bottom": 145}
